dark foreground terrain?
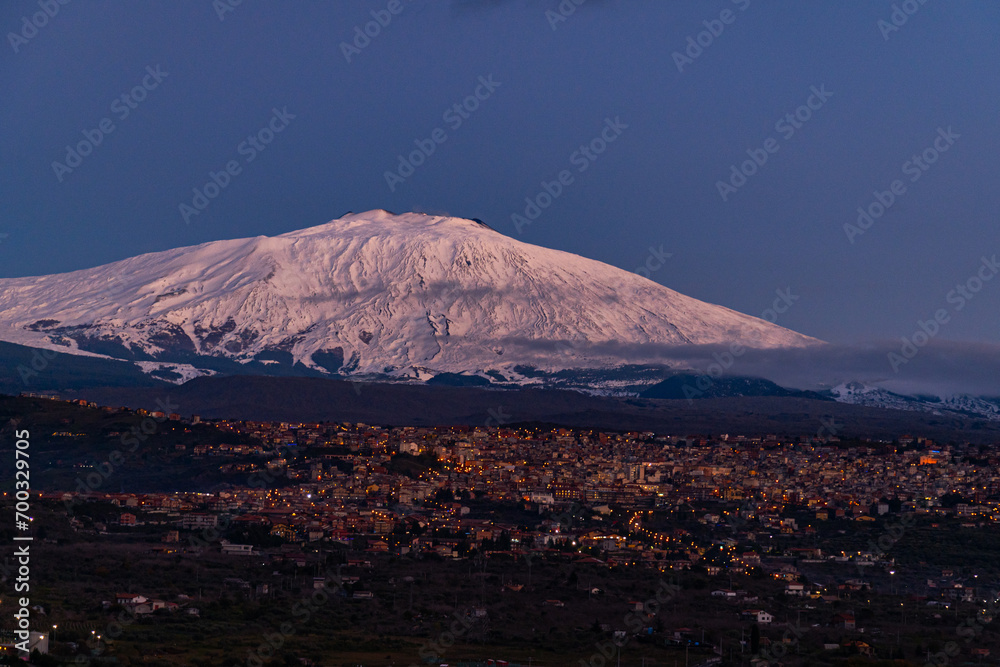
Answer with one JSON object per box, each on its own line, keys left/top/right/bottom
{"left": 5, "top": 497, "right": 1000, "bottom": 667}
{"left": 65, "top": 375, "right": 1000, "bottom": 445}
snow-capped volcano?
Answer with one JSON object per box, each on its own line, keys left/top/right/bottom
{"left": 0, "top": 210, "right": 820, "bottom": 382}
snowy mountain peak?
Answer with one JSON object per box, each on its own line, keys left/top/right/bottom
{"left": 280, "top": 210, "right": 495, "bottom": 239}
{"left": 0, "top": 210, "right": 821, "bottom": 383}
{"left": 829, "top": 381, "right": 1000, "bottom": 422}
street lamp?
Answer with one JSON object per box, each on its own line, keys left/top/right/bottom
{"left": 51, "top": 624, "right": 57, "bottom": 642}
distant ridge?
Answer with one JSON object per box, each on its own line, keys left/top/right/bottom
{"left": 59, "top": 374, "right": 1000, "bottom": 444}
{"left": 641, "top": 374, "right": 831, "bottom": 401}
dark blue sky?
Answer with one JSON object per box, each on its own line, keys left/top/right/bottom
{"left": 3, "top": 0, "right": 999, "bottom": 346}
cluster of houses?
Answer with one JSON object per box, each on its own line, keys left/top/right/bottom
{"left": 111, "top": 593, "right": 199, "bottom": 618}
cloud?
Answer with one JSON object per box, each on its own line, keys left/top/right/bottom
{"left": 493, "top": 337, "right": 1000, "bottom": 397}
{"left": 716, "top": 341, "right": 1000, "bottom": 397}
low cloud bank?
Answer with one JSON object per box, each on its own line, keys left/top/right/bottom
{"left": 497, "top": 337, "right": 1000, "bottom": 397}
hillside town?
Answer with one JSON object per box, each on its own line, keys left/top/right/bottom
{"left": 9, "top": 397, "right": 1000, "bottom": 665}
{"left": 54, "top": 402, "right": 1000, "bottom": 575}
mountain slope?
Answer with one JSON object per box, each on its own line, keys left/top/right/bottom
{"left": 0, "top": 210, "right": 820, "bottom": 381}
{"left": 827, "top": 381, "right": 1000, "bottom": 422}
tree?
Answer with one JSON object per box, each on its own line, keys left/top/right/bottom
{"left": 750, "top": 623, "right": 760, "bottom": 654}
{"left": 433, "top": 488, "right": 455, "bottom": 504}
